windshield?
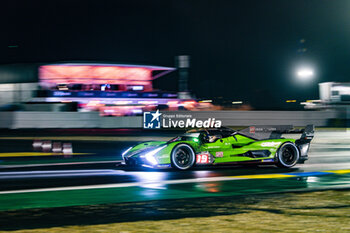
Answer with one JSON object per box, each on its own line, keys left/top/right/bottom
{"left": 168, "top": 133, "right": 201, "bottom": 143}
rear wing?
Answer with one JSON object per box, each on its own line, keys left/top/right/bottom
{"left": 297, "top": 124, "right": 314, "bottom": 143}
{"left": 239, "top": 125, "right": 314, "bottom": 141}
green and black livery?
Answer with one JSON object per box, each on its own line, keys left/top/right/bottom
{"left": 122, "top": 125, "right": 314, "bottom": 170}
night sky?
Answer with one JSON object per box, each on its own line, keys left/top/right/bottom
{"left": 1, "top": 0, "right": 350, "bottom": 109}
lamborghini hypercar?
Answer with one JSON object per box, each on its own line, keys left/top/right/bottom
{"left": 121, "top": 125, "right": 314, "bottom": 170}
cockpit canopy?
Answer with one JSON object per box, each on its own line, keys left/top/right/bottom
{"left": 185, "top": 127, "right": 237, "bottom": 143}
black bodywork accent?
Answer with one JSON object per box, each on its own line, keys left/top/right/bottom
{"left": 239, "top": 125, "right": 294, "bottom": 140}
{"left": 295, "top": 125, "right": 314, "bottom": 163}
{"left": 124, "top": 156, "right": 149, "bottom": 167}
{"left": 124, "top": 157, "right": 139, "bottom": 166}
{"left": 232, "top": 150, "right": 271, "bottom": 158}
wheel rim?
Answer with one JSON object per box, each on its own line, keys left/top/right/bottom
{"left": 173, "top": 146, "right": 194, "bottom": 169}
{"left": 280, "top": 145, "right": 297, "bottom": 165}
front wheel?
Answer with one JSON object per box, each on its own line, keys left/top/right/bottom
{"left": 171, "top": 144, "right": 195, "bottom": 170}
{"left": 276, "top": 143, "right": 299, "bottom": 168}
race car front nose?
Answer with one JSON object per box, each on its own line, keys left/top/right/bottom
{"left": 141, "top": 145, "right": 167, "bottom": 165}
{"left": 123, "top": 145, "right": 167, "bottom": 166}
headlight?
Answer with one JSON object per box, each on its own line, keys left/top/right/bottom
{"left": 122, "top": 147, "right": 132, "bottom": 157}
{"left": 144, "top": 145, "right": 167, "bottom": 165}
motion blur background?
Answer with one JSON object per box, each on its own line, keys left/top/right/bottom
{"left": 2, "top": 1, "right": 350, "bottom": 232}
{"left": 1, "top": 0, "right": 350, "bottom": 125}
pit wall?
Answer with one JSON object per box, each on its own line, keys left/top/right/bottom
{"left": 0, "top": 83, "right": 38, "bottom": 105}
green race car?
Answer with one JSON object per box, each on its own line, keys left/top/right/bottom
{"left": 122, "top": 125, "right": 314, "bottom": 170}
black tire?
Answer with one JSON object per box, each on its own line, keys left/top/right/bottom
{"left": 276, "top": 142, "right": 300, "bottom": 168}
{"left": 171, "top": 144, "right": 196, "bottom": 170}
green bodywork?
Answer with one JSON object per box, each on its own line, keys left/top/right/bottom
{"left": 124, "top": 133, "right": 296, "bottom": 166}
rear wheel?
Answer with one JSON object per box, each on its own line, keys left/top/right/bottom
{"left": 171, "top": 144, "right": 195, "bottom": 170}
{"left": 276, "top": 143, "right": 299, "bottom": 168}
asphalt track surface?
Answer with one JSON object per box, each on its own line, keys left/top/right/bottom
{"left": 0, "top": 130, "right": 350, "bottom": 211}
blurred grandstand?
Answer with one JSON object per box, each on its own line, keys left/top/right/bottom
{"left": 0, "top": 62, "right": 216, "bottom": 115}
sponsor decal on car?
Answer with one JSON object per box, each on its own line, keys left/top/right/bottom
{"left": 262, "top": 159, "right": 275, "bottom": 162}
{"left": 196, "top": 151, "right": 215, "bottom": 164}
{"left": 215, "top": 151, "right": 224, "bottom": 157}
{"left": 249, "top": 126, "right": 256, "bottom": 134}
{"left": 260, "top": 142, "right": 281, "bottom": 147}
{"left": 196, "top": 153, "right": 209, "bottom": 164}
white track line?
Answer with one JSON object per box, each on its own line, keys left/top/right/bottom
{"left": 0, "top": 176, "right": 247, "bottom": 195}
{"left": 299, "top": 162, "right": 350, "bottom": 169}
{"left": 0, "top": 169, "right": 119, "bottom": 175}
{"left": 0, "top": 160, "right": 122, "bottom": 169}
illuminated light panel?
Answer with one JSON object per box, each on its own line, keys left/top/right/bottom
{"left": 86, "top": 100, "right": 101, "bottom": 107}
{"left": 183, "top": 101, "right": 196, "bottom": 106}
{"left": 39, "top": 65, "right": 152, "bottom": 85}
{"left": 115, "top": 100, "right": 133, "bottom": 105}
{"left": 167, "top": 101, "right": 178, "bottom": 105}
{"left": 129, "top": 86, "right": 144, "bottom": 91}
{"left": 103, "top": 109, "right": 115, "bottom": 113}
{"left": 286, "top": 100, "right": 296, "bottom": 103}
{"left": 138, "top": 100, "right": 158, "bottom": 104}
{"left": 132, "top": 109, "right": 142, "bottom": 114}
